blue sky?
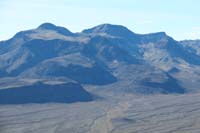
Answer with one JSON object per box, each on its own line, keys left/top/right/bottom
{"left": 1, "top": 0, "right": 200, "bottom": 40}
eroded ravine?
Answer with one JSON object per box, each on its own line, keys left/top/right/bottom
{"left": 90, "top": 101, "right": 131, "bottom": 133}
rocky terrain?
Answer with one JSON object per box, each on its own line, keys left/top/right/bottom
{"left": 1, "top": 23, "right": 200, "bottom": 132}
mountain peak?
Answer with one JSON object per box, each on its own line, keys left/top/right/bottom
{"left": 38, "top": 23, "right": 73, "bottom": 36}
{"left": 82, "top": 23, "right": 136, "bottom": 38}
{"left": 141, "top": 31, "right": 169, "bottom": 41}
{"left": 154, "top": 32, "right": 167, "bottom": 36}
{"left": 145, "top": 32, "right": 167, "bottom": 37}
{"left": 38, "top": 23, "right": 57, "bottom": 30}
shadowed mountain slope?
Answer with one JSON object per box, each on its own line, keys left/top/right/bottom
{"left": 0, "top": 82, "right": 93, "bottom": 104}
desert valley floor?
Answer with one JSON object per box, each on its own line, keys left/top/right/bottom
{"left": 1, "top": 90, "right": 200, "bottom": 133}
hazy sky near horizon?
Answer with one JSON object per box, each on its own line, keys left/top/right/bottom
{"left": 1, "top": 0, "right": 200, "bottom": 40}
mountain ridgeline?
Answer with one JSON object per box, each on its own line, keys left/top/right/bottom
{"left": 0, "top": 23, "right": 200, "bottom": 104}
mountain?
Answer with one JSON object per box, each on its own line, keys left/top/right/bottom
{"left": 0, "top": 23, "right": 200, "bottom": 104}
